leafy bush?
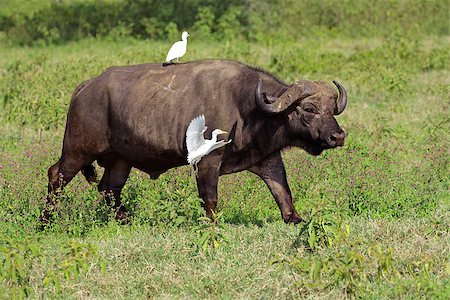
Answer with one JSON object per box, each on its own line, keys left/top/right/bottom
{"left": 193, "top": 211, "right": 228, "bottom": 253}
{"left": 0, "top": 0, "right": 448, "bottom": 45}
{"left": 0, "top": 239, "right": 39, "bottom": 298}
{"left": 273, "top": 223, "right": 448, "bottom": 298}
{"left": 0, "top": 238, "right": 103, "bottom": 298}
{"left": 192, "top": 7, "right": 214, "bottom": 40}
{"left": 149, "top": 188, "right": 204, "bottom": 227}
{"left": 217, "top": 6, "right": 243, "bottom": 41}
{"left": 295, "top": 201, "right": 350, "bottom": 250}
{"left": 125, "top": 176, "right": 204, "bottom": 228}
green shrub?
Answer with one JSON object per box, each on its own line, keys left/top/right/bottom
{"left": 0, "top": 239, "right": 39, "bottom": 298}
{"left": 217, "top": 6, "right": 243, "bottom": 41}
{"left": 1, "top": 0, "right": 448, "bottom": 45}
{"left": 295, "top": 201, "right": 350, "bottom": 250}
{"left": 0, "top": 238, "right": 103, "bottom": 298}
{"left": 193, "top": 211, "right": 228, "bottom": 253}
{"left": 192, "top": 7, "right": 214, "bottom": 40}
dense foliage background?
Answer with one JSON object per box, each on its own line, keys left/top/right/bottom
{"left": 0, "top": 0, "right": 448, "bottom": 45}
{"left": 0, "top": 0, "right": 449, "bottom": 298}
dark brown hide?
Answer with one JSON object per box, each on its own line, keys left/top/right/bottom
{"left": 43, "top": 60, "right": 347, "bottom": 224}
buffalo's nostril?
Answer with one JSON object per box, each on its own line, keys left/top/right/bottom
{"left": 327, "top": 132, "right": 345, "bottom": 147}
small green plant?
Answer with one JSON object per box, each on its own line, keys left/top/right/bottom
{"left": 0, "top": 238, "right": 104, "bottom": 298}
{"left": 273, "top": 247, "right": 368, "bottom": 295}
{"left": 369, "top": 244, "right": 399, "bottom": 282}
{"left": 194, "top": 210, "right": 228, "bottom": 253}
{"left": 393, "top": 257, "right": 444, "bottom": 298}
{"left": 150, "top": 188, "right": 204, "bottom": 227}
{"left": 0, "top": 239, "right": 40, "bottom": 299}
{"left": 271, "top": 254, "right": 325, "bottom": 288}
{"left": 295, "top": 201, "right": 350, "bottom": 250}
{"left": 59, "top": 240, "right": 103, "bottom": 283}
{"left": 42, "top": 240, "right": 104, "bottom": 296}
{"left": 327, "top": 250, "right": 367, "bottom": 295}
{"left": 273, "top": 238, "right": 448, "bottom": 298}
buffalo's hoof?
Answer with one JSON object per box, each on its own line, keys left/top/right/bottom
{"left": 115, "top": 206, "right": 130, "bottom": 224}
{"left": 39, "top": 207, "right": 55, "bottom": 224}
{"left": 38, "top": 208, "right": 56, "bottom": 230}
{"left": 284, "top": 212, "right": 304, "bottom": 224}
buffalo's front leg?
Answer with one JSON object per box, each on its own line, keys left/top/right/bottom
{"left": 249, "top": 152, "right": 303, "bottom": 224}
{"left": 196, "top": 161, "right": 221, "bottom": 218}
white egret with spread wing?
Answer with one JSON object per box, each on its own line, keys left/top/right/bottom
{"left": 165, "top": 31, "right": 189, "bottom": 64}
{"left": 186, "top": 115, "right": 231, "bottom": 172}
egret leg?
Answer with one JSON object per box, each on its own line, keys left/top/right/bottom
{"left": 249, "top": 152, "right": 303, "bottom": 224}
{"left": 194, "top": 162, "right": 199, "bottom": 176}
{"left": 189, "top": 164, "right": 197, "bottom": 178}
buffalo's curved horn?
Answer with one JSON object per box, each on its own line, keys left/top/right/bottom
{"left": 333, "top": 80, "right": 347, "bottom": 115}
{"left": 255, "top": 79, "right": 280, "bottom": 114}
{"left": 255, "top": 79, "right": 316, "bottom": 114}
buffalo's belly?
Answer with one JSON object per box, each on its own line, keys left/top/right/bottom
{"left": 109, "top": 139, "right": 186, "bottom": 170}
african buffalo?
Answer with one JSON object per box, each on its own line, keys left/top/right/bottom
{"left": 43, "top": 60, "right": 347, "bottom": 224}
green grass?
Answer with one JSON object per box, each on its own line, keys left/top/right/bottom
{"left": 1, "top": 23, "right": 449, "bottom": 299}
{"left": 0, "top": 214, "right": 448, "bottom": 298}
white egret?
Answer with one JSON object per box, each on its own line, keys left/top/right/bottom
{"left": 186, "top": 115, "right": 232, "bottom": 172}
{"left": 165, "top": 31, "right": 189, "bottom": 64}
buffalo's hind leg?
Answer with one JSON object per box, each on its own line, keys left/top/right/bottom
{"left": 97, "top": 158, "right": 131, "bottom": 222}
{"left": 42, "top": 153, "right": 93, "bottom": 224}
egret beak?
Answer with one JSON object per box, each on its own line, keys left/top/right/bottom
{"left": 217, "top": 130, "right": 227, "bottom": 135}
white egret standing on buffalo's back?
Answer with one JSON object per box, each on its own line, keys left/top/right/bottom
{"left": 165, "top": 31, "right": 189, "bottom": 64}
{"left": 186, "top": 115, "right": 232, "bottom": 173}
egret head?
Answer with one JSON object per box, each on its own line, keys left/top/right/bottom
{"left": 182, "top": 31, "right": 189, "bottom": 40}
{"left": 212, "top": 129, "right": 227, "bottom": 136}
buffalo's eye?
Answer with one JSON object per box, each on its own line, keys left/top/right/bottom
{"left": 303, "top": 106, "right": 319, "bottom": 114}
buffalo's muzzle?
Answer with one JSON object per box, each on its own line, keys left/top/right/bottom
{"left": 326, "top": 131, "right": 345, "bottom": 147}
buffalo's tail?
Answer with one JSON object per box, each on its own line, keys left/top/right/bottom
{"left": 81, "top": 164, "right": 98, "bottom": 183}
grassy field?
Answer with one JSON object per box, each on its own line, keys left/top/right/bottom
{"left": 1, "top": 2, "right": 450, "bottom": 298}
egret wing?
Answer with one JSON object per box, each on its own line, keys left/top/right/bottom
{"left": 186, "top": 115, "right": 206, "bottom": 153}
{"left": 166, "top": 41, "right": 182, "bottom": 62}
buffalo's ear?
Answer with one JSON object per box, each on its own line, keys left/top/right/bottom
{"left": 333, "top": 81, "right": 347, "bottom": 115}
